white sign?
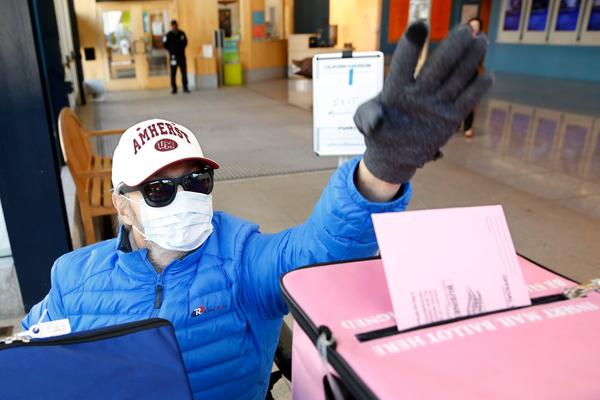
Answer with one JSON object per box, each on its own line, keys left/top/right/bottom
{"left": 151, "top": 21, "right": 164, "bottom": 36}
{"left": 202, "top": 44, "right": 214, "bottom": 59}
{"left": 312, "top": 52, "right": 384, "bottom": 156}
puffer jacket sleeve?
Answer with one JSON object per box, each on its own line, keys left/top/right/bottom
{"left": 240, "top": 157, "right": 412, "bottom": 319}
{"left": 21, "top": 258, "right": 67, "bottom": 330}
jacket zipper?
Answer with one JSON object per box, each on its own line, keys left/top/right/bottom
{"left": 154, "top": 285, "right": 164, "bottom": 308}
{"left": 0, "top": 318, "right": 170, "bottom": 349}
{"left": 152, "top": 274, "right": 165, "bottom": 317}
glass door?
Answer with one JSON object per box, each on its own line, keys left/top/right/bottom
{"left": 139, "top": 3, "right": 175, "bottom": 88}
{"left": 98, "top": 2, "right": 175, "bottom": 90}
{"left": 101, "top": 8, "right": 136, "bottom": 84}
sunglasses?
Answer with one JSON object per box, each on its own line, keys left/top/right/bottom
{"left": 120, "top": 168, "right": 214, "bottom": 207}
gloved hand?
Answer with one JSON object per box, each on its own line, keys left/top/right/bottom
{"left": 353, "top": 22, "right": 493, "bottom": 184}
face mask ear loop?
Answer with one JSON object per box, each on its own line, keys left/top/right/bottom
{"left": 131, "top": 224, "right": 147, "bottom": 239}
{"left": 119, "top": 192, "right": 146, "bottom": 239}
{"left": 120, "top": 193, "right": 140, "bottom": 204}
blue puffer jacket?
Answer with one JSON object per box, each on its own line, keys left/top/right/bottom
{"left": 23, "top": 158, "right": 411, "bottom": 399}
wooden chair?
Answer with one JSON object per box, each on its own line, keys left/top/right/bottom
{"left": 58, "top": 107, "right": 125, "bottom": 245}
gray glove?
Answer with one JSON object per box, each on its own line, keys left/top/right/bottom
{"left": 353, "top": 22, "right": 493, "bottom": 184}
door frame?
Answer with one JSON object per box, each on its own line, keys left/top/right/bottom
{"left": 96, "top": 1, "right": 176, "bottom": 90}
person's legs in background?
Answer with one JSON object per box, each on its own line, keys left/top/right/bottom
{"left": 170, "top": 56, "right": 178, "bottom": 94}
{"left": 179, "top": 56, "right": 189, "bottom": 93}
{"left": 463, "top": 70, "right": 478, "bottom": 138}
{"left": 464, "top": 110, "right": 475, "bottom": 138}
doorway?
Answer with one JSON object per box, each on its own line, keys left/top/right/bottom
{"left": 97, "top": 1, "right": 176, "bottom": 90}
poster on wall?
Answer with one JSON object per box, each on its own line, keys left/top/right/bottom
{"left": 503, "top": 0, "right": 522, "bottom": 31}
{"left": 527, "top": 0, "right": 550, "bottom": 31}
{"left": 555, "top": 0, "right": 582, "bottom": 31}
{"left": 252, "top": 11, "right": 266, "bottom": 39}
{"left": 312, "top": 52, "right": 384, "bottom": 156}
{"left": 409, "top": 0, "right": 431, "bottom": 23}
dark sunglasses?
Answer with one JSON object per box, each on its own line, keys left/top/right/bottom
{"left": 120, "top": 168, "right": 214, "bottom": 207}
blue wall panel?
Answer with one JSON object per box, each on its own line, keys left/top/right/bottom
{"left": 486, "top": 0, "right": 600, "bottom": 82}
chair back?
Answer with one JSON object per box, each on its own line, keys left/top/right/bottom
{"left": 58, "top": 107, "right": 93, "bottom": 193}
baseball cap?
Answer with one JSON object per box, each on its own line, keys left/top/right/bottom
{"left": 111, "top": 119, "right": 219, "bottom": 187}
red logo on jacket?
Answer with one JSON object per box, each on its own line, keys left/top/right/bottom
{"left": 155, "top": 138, "right": 178, "bottom": 152}
{"left": 191, "top": 305, "right": 224, "bottom": 317}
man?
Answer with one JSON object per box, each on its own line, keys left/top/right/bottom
{"left": 163, "top": 19, "right": 189, "bottom": 94}
{"left": 23, "top": 23, "right": 491, "bottom": 399}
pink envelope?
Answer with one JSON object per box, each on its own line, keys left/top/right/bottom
{"left": 372, "top": 206, "right": 533, "bottom": 331}
{"left": 282, "top": 256, "right": 600, "bottom": 399}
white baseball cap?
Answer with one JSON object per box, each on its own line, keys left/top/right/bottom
{"left": 111, "top": 119, "right": 219, "bottom": 187}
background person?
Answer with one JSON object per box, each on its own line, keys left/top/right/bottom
{"left": 163, "top": 19, "right": 189, "bottom": 94}
{"left": 22, "top": 22, "right": 492, "bottom": 400}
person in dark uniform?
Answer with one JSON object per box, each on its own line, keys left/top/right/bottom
{"left": 163, "top": 19, "right": 189, "bottom": 94}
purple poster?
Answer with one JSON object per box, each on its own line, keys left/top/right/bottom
{"left": 555, "top": 0, "right": 581, "bottom": 31}
{"left": 588, "top": 0, "right": 600, "bottom": 31}
{"left": 528, "top": 0, "right": 550, "bottom": 31}
{"left": 504, "top": 0, "right": 522, "bottom": 31}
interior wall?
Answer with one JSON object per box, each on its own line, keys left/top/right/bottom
{"left": 239, "top": 0, "right": 287, "bottom": 79}
{"left": 74, "top": 0, "right": 103, "bottom": 84}
{"left": 329, "top": 0, "right": 381, "bottom": 51}
{"left": 177, "top": 0, "right": 219, "bottom": 81}
{"left": 485, "top": 0, "right": 600, "bottom": 82}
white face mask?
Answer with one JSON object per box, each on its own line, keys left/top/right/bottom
{"left": 122, "top": 191, "right": 214, "bottom": 252}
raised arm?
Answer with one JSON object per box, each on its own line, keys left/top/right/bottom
{"left": 240, "top": 158, "right": 411, "bottom": 319}
{"left": 240, "top": 22, "right": 492, "bottom": 319}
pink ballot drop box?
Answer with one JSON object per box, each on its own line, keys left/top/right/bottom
{"left": 281, "top": 256, "right": 600, "bottom": 399}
